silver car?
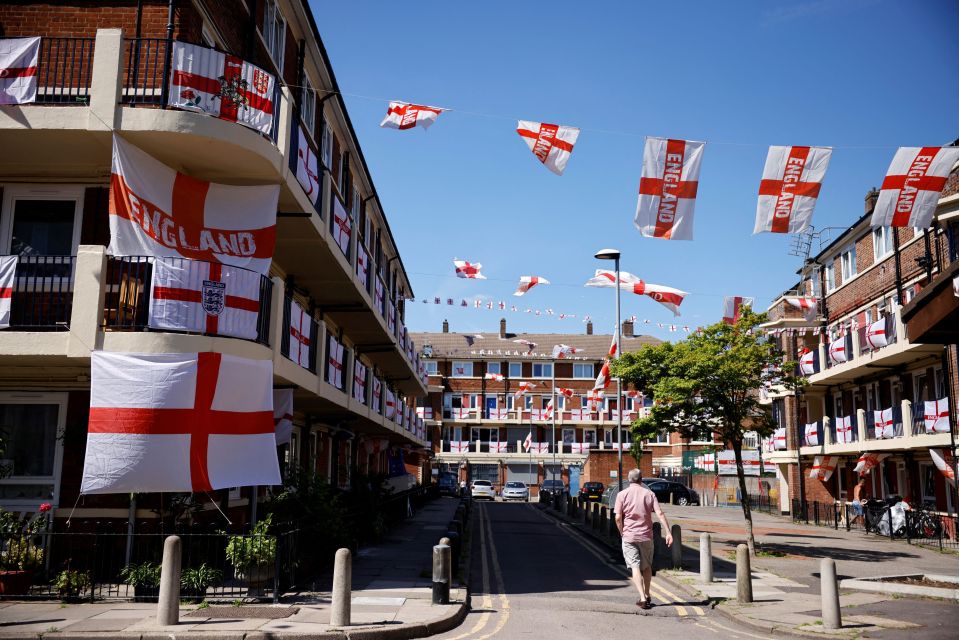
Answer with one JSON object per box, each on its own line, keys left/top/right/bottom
{"left": 501, "top": 481, "right": 529, "bottom": 501}
{"left": 471, "top": 480, "right": 496, "bottom": 500}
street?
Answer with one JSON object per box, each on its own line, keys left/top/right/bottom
{"left": 434, "top": 501, "right": 769, "bottom": 640}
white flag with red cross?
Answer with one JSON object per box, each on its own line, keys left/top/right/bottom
{"left": 327, "top": 335, "right": 345, "bottom": 390}
{"left": 332, "top": 197, "right": 352, "bottom": 257}
{"left": 454, "top": 259, "right": 486, "bottom": 279}
{"left": 291, "top": 122, "right": 320, "bottom": 209}
{"left": 513, "top": 381, "right": 536, "bottom": 398}
{"left": 516, "top": 121, "right": 580, "bottom": 175}
{"left": 485, "top": 372, "right": 504, "bottom": 381}
{"left": 854, "top": 452, "right": 889, "bottom": 476}
{"left": 772, "top": 427, "right": 787, "bottom": 450}
{"left": 785, "top": 296, "right": 818, "bottom": 321}
{"left": 754, "top": 146, "right": 832, "bottom": 234}
{"left": 924, "top": 398, "right": 950, "bottom": 434}
{"left": 273, "top": 388, "right": 293, "bottom": 445}
{"left": 828, "top": 335, "right": 848, "bottom": 364}
{"left": 109, "top": 136, "right": 278, "bottom": 274}
{"left": 871, "top": 146, "right": 959, "bottom": 228}
{"left": 80, "top": 351, "right": 280, "bottom": 493}
{"left": 287, "top": 299, "right": 312, "bottom": 369}
{"left": 353, "top": 359, "right": 368, "bottom": 404}
{"left": 169, "top": 42, "right": 276, "bottom": 135}
{"left": 804, "top": 421, "right": 820, "bottom": 447}
{"left": 930, "top": 448, "right": 956, "bottom": 484}
{"left": 585, "top": 270, "right": 687, "bottom": 316}
{"left": 380, "top": 101, "right": 444, "bottom": 130}
{"left": 551, "top": 344, "right": 582, "bottom": 359}
{"left": 722, "top": 296, "right": 754, "bottom": 325}
{"left": 148, "top": 257, "right": 261, "bottom": 340}
{"left": 356, "top": 246, "right": 369, "bottom": 289}
{"left": 634, "top": 137, "right": 705, "bottom": 241}
{"left": 0, "top": 37, "right": 40, "bottom": 105}
{"left": 593, "top": 361, "right": 611, "bottom": 392}
{"left": 874, "top": 408, "right": 896, "bottom": 439}
{"left": 523, "top": 431, "right": 533, "bottom": 452}
{"left": 0, "top": 255, "right": 16, "bottom": 329}
{"left": 514, "top": 275, "right": 549, "bottom": 296}
{"left": 809, "top": 455, "right": 837, "bottom": 481}
{"left": 835, "top": 416, "right": 855, "bottom": 443}
{"left": 371, "top": 377, "right": 382, "bottom": 414}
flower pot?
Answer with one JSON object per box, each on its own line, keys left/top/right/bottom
{"left": 235, "top": 563, "right": 274, "bottom": 588}
{"left": 0, "top": 570, "right": 33, "bottom": 596}
{"left": 132, "top": 584, "right": 159, "bottom": 602}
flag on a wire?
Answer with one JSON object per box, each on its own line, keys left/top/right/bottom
{"left": 454, "top": 259, "right": 486, "bottom": 279}
{"left": 514, "top": 275, "right": 549, "bottom": 296}
{"left": 871, "top": 146, "right": 959, "bottom": 228}
{"left": 380, "top": 101, "right": 444, "bottom": 130}
{"left": 722, "top": 296, "right": 754, "bottom": 325}
{"left": 634, "top": 137, "right": 705, "bottom": 241}
{"left": 754, "top": 146, "right": 832, "bottom": 234}
{"left": 516, "top": 121, "right": 580, "bottom": 175}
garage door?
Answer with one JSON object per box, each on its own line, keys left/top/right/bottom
{"left": 506, "top": 463, "right": 537, "bottom": 485}
{"left": 470, "top": 463, "right": 499, "bottom": 484}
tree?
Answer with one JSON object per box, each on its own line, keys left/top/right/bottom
{"left": 613, "top": 309, "right": 798, "bottom": 555}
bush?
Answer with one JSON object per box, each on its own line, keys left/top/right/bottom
{"left": 225, "top": 516, "right": 276, "bottom": 570}
{"left": 119, "top": 562, "right": 161, "bottom": 588}
{"left": 55, "top": 569, "right": 90, "bottom": 598}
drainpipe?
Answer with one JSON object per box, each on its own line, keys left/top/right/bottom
{"left": 892, "top": 229, "right": 904, "bottom": 304}
{"left": 942, "top": 346, "right": 959, "bottom": 517}
{"left": 159, "top": 0, "right": 175, "bottom": 107}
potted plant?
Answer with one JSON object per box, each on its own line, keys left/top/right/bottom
{"left": 54, "top": 569, "right": 91, "bottom": 603}
{"left": 224, "top": 515, "right": 276, "bottom": 590}
{"left": 180, "top": 563, "right": 222, "bottom": 603}
{"left": 0, "top": 503, "right": 51, "bottom": 596}
{"left": 119, "top": 561, "right": 161, "bottom": 602}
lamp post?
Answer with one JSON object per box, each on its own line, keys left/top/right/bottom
{"left": 595, "top": 248, "right": 623, "bottom": 491}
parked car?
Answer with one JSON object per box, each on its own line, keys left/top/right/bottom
{"left": 539, "top": 479, "right": 567, "bottom": 501}
{"left": 643, "top": 478, "right": 699, "bottom": 506}
{"left": 501, "top": 481, "right": 529, "bottom": 501}
{"left": 471, "top": 480, "right": 496, "bottom": 500}
{"left": 601, "top": 483, "right": 621, "bottom": 510}
{"left": 579, "top": 481, "right": 605, "bottom": 502}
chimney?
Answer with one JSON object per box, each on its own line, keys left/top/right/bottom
{"left": 623, "top": 319, "right": 634, "bottom": 338}
{"left": 865, "top": 188, "right": 879, "bottom": 216}
{"left": 499, "top": 318, "right": 507, "bottom": 338}
{"left": 442, "top": 319, "right": 449, "bottom": 333}
{"left": 586, "top": 321, "right": 593, "bottom": 335}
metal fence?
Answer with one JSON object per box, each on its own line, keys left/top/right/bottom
{"left": 35, "top": 37, "right": 95, "bottom": 104}
{"left": 5, "top": 255, "right": 75, "bottom": 330}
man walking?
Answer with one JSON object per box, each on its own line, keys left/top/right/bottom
{"left": 614, "top": 469, "right": 672, "bottom": 609}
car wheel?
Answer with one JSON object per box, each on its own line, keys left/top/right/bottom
{"left": 678, "top": 496, "right": 689, "bottom": 506}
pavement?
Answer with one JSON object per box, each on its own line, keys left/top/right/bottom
{"left": 0, "top": 497, "right": 468, "bottom": 639}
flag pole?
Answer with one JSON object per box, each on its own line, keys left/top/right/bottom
{"left": 615, "top": 255, "right": 624, "bottom": 491}
{"left": 551, "top": 357, "right": 557, "bottom": 489}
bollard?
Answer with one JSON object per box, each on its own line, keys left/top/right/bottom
{"left": 820, "top": 558, "right": 842, "bottom": 629}
{"left": 652, "top": 522, "right": 663, "bottom": 573}
{"left": 671, "top": 492, "right": 677, "bottom": 505}
{"left": 331, "top": 548, "right": 352, "bottom": 627}
{"left": 736, "top": 544, "right": 752, "bottom": 603}
{"left": 156, "top": 535, "right": 181, "bottom": 626}
{"left": 700, "top": 533, "right": 713, "bottom": 583}
{"left": 439, "top": 536, "right": 450, "bottom": 546}
{"left": 432, "top": 544, "right": 451, "bottom": 604}
{"left": 446, "top": 530, "right": 461, "bottom": 576}
{"left": 670, "top": 524, "right": 683, "bottom": 569}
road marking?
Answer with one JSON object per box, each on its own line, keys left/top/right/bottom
{"left": 443, "top": 504, "right": 492, "bottom": 640}
{"left": 704, "top": 618, "right": 778, "bottom": 640}
{"left": 472, "top": 501, "right": 510, "bottom": 639}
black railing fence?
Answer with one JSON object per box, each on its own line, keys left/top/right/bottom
{"left": 5, "top": 255, "right": 75, "bottom": 330}
{"left": 35, "top": 37, "right": 95, "bottom": 104}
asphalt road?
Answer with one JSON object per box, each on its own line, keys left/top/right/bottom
{"left": 433, "top": 500, "right": 773, "bottom": 640}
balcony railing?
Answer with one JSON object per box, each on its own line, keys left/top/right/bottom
{"left": 35, "top": 37, "right": 95, "bottom": 104}
{"left": 101, "top": 256, "right": 272, "bottom": 346}
{"left": 3, "top": 255, "right": 75, "bottom": 330}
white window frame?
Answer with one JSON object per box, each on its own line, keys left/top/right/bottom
{"left": 873, "top": 226, "right": 894, "bottom": 261}
{"left": 648, "top": 430, "right": 670, "bottom": 445}
{"left": 320, "top": 122, "right": 333, "bottom": 170}
{"left": 0, "top": 392, "right": 67, "bottom": 509}
{"left": 1, "top": 185, "right": 85, "bottom": 256}
{"left": 451, "top": 361, "right": 473, "bottom": 378}
{"left": 824, "top": 260, "right": 836, "bottom": 292}
{"left": 573, "top": 363, "right": 593, "bottom": 379}
{"left": 261, "top": 0, "right": 286, "bottom": 71}
{"left": 583, "top": 428, "right": 597, "bottom": 444}
{"left": 508, "top": 362, "right": 522, "bottom": 378}
{"left": 424, "top": 360, "right": 438, "bottom": 375}
{"left": 840, "top": 244, "right": 856, "bottom": 281}
{"left": 532, "top": 362, "right": 553, "bottom": 378}
{"left": 486, "top": 362, "right": 501, "bottom": 375}
{"left": 301, "top": 74, "right": 316, "bottom": 130}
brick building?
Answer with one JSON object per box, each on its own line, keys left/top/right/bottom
{"left": 761, "top": 160, "right": 959, "bottom": 515}
{"left": 0, "top": 0, "right": 429, "bottom": 527}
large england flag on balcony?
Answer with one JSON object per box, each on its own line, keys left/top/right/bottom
{"left": 516, "top": 121, "right": 580, "bottom": 175}
{"left": 634, "top": 137, "right": 705, "bottom": 241}
{"left": 81, "top": 352, "right": 281, "bottom": 493}
{"left": 109, "top": 136, "right": 278, "bottom": 274}
{"left": 0, "top": 37, "right": 39, "bottom": 105}
{"left": 169, "top": 42, "right": 276, "bottom": 135}
{"left": 149, "top": 257, "right": 260, "bottom": 340}
{"left": 871, "top": 146, "right": 959, "bottom": 229}
{"left": 754, "top": 146, "right": 832, "bottom": 234}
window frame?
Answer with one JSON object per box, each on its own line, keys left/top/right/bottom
{"left": 573, "top": 363, "right": 593, "bottom": 379}
{"left": 873, "top": 226, "right": 894, "bottom": 261}
{"left": 531, "top": 362, "right": 553, "bottom": 379}
{"left": 451, "top": 361, "right": 473, "bottom": 378}
{"left": 823, "top": 260, "right": 836, "bottom": 292}
{"left": 0, "top": 392, "right": 67, "bottom": 508}
{"left": 300, "top": 73, "right": 316, "bottom": 130}
{"left": 508, "top": 362, "right": 522, "bottom": 378}
{"left": 424, "top": 360, "right": 438, "bottom": 375}
{"left": 840, "top": 244, "right": 856, "bottom": 281}
{"left": 1, "top": 184, "right": 85, "bottom": 256}
{"left": 261, "top": 0, "right": 286, "bottom": 72}
{"left": 486, "top": 362, "right": 501, "bottom": 376}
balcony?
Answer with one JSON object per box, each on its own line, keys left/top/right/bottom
{"left": 440, "top": 407, "right": 637, "bottom": 424}
{"left": 2, "top": 255, "right": 75, "bottom": 331}
{"left": 435, "top": 438, "right": 626, "bottom": 457}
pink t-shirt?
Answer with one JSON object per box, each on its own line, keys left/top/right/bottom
{"left": 614, "top": 483, "right": 660, "bottom": 543}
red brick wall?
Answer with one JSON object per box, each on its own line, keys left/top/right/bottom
{"left": 0, "top": 1, "right": 200, "bottom": 41}
{"left": 583, "top": 449, "right": 651, "bottom": 486}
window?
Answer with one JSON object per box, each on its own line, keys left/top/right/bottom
{"left": 505, "top": 395, "right": 515, "bottom": 410}
{"left": 573, "top": 363, "right": 593, "bottom": 379}
{"left": 451, "top": 361, "right": 472, "bottom": 377}
{"left": 262, "top": 0, "right": 286, "bottom": 70}
{"left": 2, "top": 187, "right": 83, "bottom": 256}
{"left": 487, "top": 362, "right": 501, "bottom": 375}
{"left": 320, "top": 123, "right": 333, "bottom": 169}
{"left": 824, "top": 260, "right": 836, "bottom": 292}
{"left": 424, "top": 360, "right": 438, "bottom": 375}
{"left": 562, "top": 428, "right": 575, "bottom": 444}
{"left": 524, "top": 396, "right": 533, "bottom": 410}
{"left": 508, "top": 362, "right": 522, "bottom": 378}
{"left": 301, "top": 74, "right": 316, "bottom": 129}
{"left": 200, "top": 24, "right": 217, "bottom": 48}
{"left": 556, "top": 396, "right": 566, "bottom": 410}
{"left": 648, "top": 430, "right": 670, "bottom": 444}
{"left": 873, "top": 226, "right": 894, "bottom": 261}
{"left": 532, "top": 363, "right": 553, "bottom": 378}
{"left": 840, "top": 245, "right": 856, "bottom": 281}
{"left": 0, "top": 393, "right": 66, "bottom": 504}
{"left": 604, "top": 428, "right": 629, "bottom": 445}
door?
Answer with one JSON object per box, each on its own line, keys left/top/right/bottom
{"left": 569, "top": 465, "right": 581, "bottom": 494}
{"left": 485, "top": 396, "right": 497, "bottom": 419}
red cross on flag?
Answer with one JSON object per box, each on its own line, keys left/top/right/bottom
{"left": 353, "top": 360, "right": 368, "bottom": 404}
{"left": 356, "top": 248, "right": 369, "bottom": 289}
{"left": 722, "top": 296, "right": 754, "bottom": 325}
{"left": 785, "top": 296, "right": 818, "bottom": 321}
{"left": 551, "top": 344, "right": 582, "bottom": 359}
{"left": 865, "top": 317, "right": 890, "bottom": 349}
{"left": 828, "top": 335, "right": 848, "bottom": 364}
{"left": 754, "top": 146, "right": 832, "bottom": 234}
{"left": 586, "top": 389, "right": 604, "bottom": 412}
{"left": 516, "top": 121, "right": 580, "bottom": 175}
{"left": 523, "top": 431, "right": 533, "bottom": 452}
{"left": 485, "top": 373, "right": 505, "bottom": 381}
{"left": 287, "top": 299, "right": 312, "bottom": 369}
{"left": 799, "top": 349, "right": 819, "bottom": 375}
{"left": 809, "top": 456, "right": 837, "bottom": 482}
{"left": 772, "top": 427, "right": 787, "bottom": 450}
{"left": 871, "top": 146, "right": 959, "bottom": 228}
{"left": 585, "top": 270, "right": 687, "bottom": 316}
{"left": 0, "top": 37, "right": 39, "bottom": 105}
{"left": 0, "top": 256, "right": 16, "bottom": 329}
{"left": 169, "top": 42, "right": 276, "bottom": 135}
{"left": 854, "top": 452, "right": 889, "bottom": 476}
{"left": 454, "top": 259, "right": 486, "bottom": 279}
{"left": 593, "top": 362, "right": 611, "bottom": 391}
{"left": 109, "top": 136, "right": 278, "bottom": 274}
{"left": 835, "top": 416, "right": 855, "bottom": 443}
{"left": 327, "top": 335, "right": 345, "bottom": 390}
{"left": 371, "top": 377, "right": 382, "bottom": 413}
{"left": 332, "top": 197, "right": 352, "bottom": 257}
{"left": 804, "top": 422, "right": 820, "bottom": 447}
{"left": 273, "top": 389, "right": 293, "bottom": 445}
{"left": 874, "top": 408, "right": 896, "bottom": 439}
{"left": 634, "top": 137, "right": 705, "bottom": 241}
{"left": 149, "top": 257, "right": 260, "bottom": 340}
{"left": 514, "top": 275, "right": 549, "bottom": 296}
{"left": 930, "top": 448, "right": 956, "bottom": 483}
{"left": 380, "top": 101, "right": 444, "bottom": 130}
{"left": 291, "top": 122, "right": 320, "bottom": 209}
{"left": 81, "top": 351, "right": 280, "bottom": 493}
{"left": 513, "top": 381, "right": 536, "bottom": 398}
{"left": 924, "top": 398, "right": 950, "bottom": 434}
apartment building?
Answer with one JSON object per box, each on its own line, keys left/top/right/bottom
{"left": 762, "top": 168, "right": 959, "bottom": 515}
{"left": 411, "top": 319, "right": 661, "bottom": 496}
{"left": 0, "top": 0, "right": 429, "bottom": 525}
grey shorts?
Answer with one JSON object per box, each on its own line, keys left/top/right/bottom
{"left": 622, "top": 540, "right": 654, "bottom": 571}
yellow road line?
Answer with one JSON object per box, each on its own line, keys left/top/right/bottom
{"left": 443, "top": 503, "right": 492, "bottom": 640}
{"left": 472, "top": 501, "right": 510, "bottom": 639}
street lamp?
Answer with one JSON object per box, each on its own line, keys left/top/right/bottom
{"left": 594, "top": 248, "right": 623, "bottom": 491}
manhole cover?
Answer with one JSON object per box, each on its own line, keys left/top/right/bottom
{"left": 186, "top": 606, "right": 299, "bottom": 619}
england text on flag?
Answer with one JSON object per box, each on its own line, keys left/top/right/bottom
{"left": 722, "top": 296, "right": 754, "bottom": 325}
{"left": 454, "top": 259, "right": 486, "bottom": 279}
{"left": 287, "top": 298, "right": 313, "bottom": 369}
{"left": 273, "top": 389, "right": 293, "bottom": 445}
{"left": 516, "top": 121, "right": 580, "bottom": 176}
{"left": 0, "top": 37, "right": 40, "bottom": 105}
{"left": 81, "top": 352, "right": 281, "bottom": 493}
{"left": 0, "top": 256, "right": 16, "bottom": 329}
{"left": 634, "top": 137, "right": 705, "bottom": 241}
{"left": 168, "top": 42, "right": 276, "bottom": 135}
{"left": 149, "top": 257, "right": 261, "bottom": 340}
{"left": 380, "top": 101, "right": 444, "bottom": 130}
{"left": 754, "top": 146, "right": 832, "bottom": 234}
{"left": 871, "top": 146, "right": 959, "bottom": 229}
{"left": 514, "top": 275, "right": 549, "bottom": 296}
{"left": 109, "top": 136, "right": 279, "bottom": 274}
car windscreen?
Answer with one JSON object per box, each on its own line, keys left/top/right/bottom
{"left": 505, "top": 482, "right": 525, "bottom": 488}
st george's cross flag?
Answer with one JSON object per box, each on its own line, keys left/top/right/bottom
{"left": 327, "top": 335, "right": 345, "bottom": 390}
{"left": 0, "top": 256, "right": 16, "bottom": 329}
{"left": 514, "top": 275, "right": 549, "bottom": 296}
{"left": 380, "top": 101, "right": 444, "bottom": 130}
{"left": 785, "top": 296, "right": 818, "bottom": 321}
{"left": 109, "top": 136, "right": 279, "bottom": 274}
{"left": 149, "top": 257, "right": 260, "bottom": 340}
{"left": 168, "top": 42, "right": 276, "bottom": 135}
{"left": 634, "top": 137, "right": 706, "bottom": 241}
{"left": 516, "top": 121, "right": 580, "bottom": 175}
{"left": 513, "top": 381, "right": 536, "bottom": 398}
{"left": 828, "top": 334, "right": 850, "bottom": 364}
{"left": 353, "top": 359, "right": 368, "bottom": 404}
{"left": 854, "top": 452, "right": 889, "bottom": 476}
{"left": 484, "top": 372, "right": 504, "bottom": 381}
{"left": 331, "top": 196, "right": 352, "bottom": 257}
{"left": 722, "top": 296, "right": 754, "bottom": 325}
{"left": 771, "top": 427, "right": 787, "bottom": 450}
{"left": 835, "top": 415, "right": 855, "bottom": 444}
{"left": 551, "top": 344, "right": 582, "bottom": 359}
{"left": 585, "top": 269, "right": 687, "bottom": 316}
{"left": 454, "top": 259, "right": 486, "bottom": 279}
{"left": 924, "top": 398, "right": 950, "bottom": 434}
{"left": 874, "top": 407, "right": 897, "bottom": 439}
{"left": 929, "top": 448, "right": 956, "bottom": 484}
{"left": 0, "top": 37, "right": 40, "bottom": 105}
{"left": 593, "top": 361, "right": 612, "bottom": 391}
{"left": 273, "top": 388, "right": 293, "bottom": 445}
{"left": 871, "top": 146, "right": 959, "bottom": 228}
{"left": 754, "top": 146, "right": 832, "bottom": 234}
{"left": 81, "top": 352, "right": 281, "bottom": 493}
{"left": 289, "top": 122, "right": 321, "bottom": 210}
{"left": 809, "top": 456, "right": 837, "bottom": 482}
{"left": 799, "top": 348, "right": 820, "bottom": 375}
{"left": 287, "top": 299, "right": 312, "bottom": 369}
{"left": 865, "top": 316, "right": 891, "bottom": 349}
{"left": 804, "top": 421, "right": 821, "bottom": 447}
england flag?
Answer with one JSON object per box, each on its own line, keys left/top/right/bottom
{"left": 287, "top": 299, "right": 312, "bottom": 369}
{"left": 871, "top": 146, "right": 959, "bottom": 229}
{"left": 516, "top": 121, "right": 580, "bottom": 175}
{"left": 273, "top": 389, "right": 294, "bottom": 445}
{"left": 0, "top": 256, "right": 16, "bottom": 329}
{"left": 754, "top": 146, "right": 832, "bottom": 234}
{"left": 634, "top": 137, "right": 705, "bottom": 241}
{"left": 380, "top": 101, "right": 444, "bottom": 130}
{"left": 290, "top": 122, "right": 321, "bottom": 210}
{"left": 454, "top": 259, "right": 486, "bottom": 279}
{"left": 722, "top": 296, "right": 754, "bottom": 325}
{"left": 514, "top": 275, "right": 549, "bottom": 296}
{"left": 0, "top": 37, "right": 40, "bottom": 105}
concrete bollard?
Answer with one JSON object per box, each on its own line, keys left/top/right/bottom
{"left": 670, "top": 524, "right": 683, "bottom": 569}
{"left": 652, "top": 522, "right": 663, "bottom": 572}
{"left": 156, "top": 535, "right": 181, "bottom": 626}
{"left": 331, "top": 548, "right": 352, "bottom": 627}
{"left": 700, "top": 533, "right": 713, "bottom": 583}
{"left": 820, "top": 558, "right": 842, "bottom": 629}
{"left": 439, "top": 536, "right": 450, "bottom": 546}
{"left": 432, "top": 544, "right": 451, "bottom": 605}
{"left": 736, "top": 544, "right": 752, "bottom": 603}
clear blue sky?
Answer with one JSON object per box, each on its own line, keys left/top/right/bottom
{"left": 314, "top": 0, "right": 959, "bottom": 339}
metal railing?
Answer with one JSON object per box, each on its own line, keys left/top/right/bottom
{"left": 4, "top": 255, "right": 75, "bottom": 330}
{"left": 34, "top": 37, "right": 95, "bottom": 104}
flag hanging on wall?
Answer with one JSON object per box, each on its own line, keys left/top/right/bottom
{"left": 929, "top": 448, "right": 956, "bottom": 484}
{"left": 785, "top": 296, "right": 818, "bottom": 321}
{"left": 871, "top": 146, "right": 959, "bottom": 228}
{"left": 454, "top": 259, "right": 486, "bottom": 279}
{"left": 634, "top": 137, "right": 705, "bottom": 241}
{"left": 754, "top": 146, "right": 832, "bottom": 234}
{"left": 81, "top": 351, "right": 280, "bottom": 493}
{"left": 380, "top": 101, "right": 444, "bottom": 130}
{"left": 287, "top": 299, "right": 312, "bottom": 369}
{"left": 289, "top": 122, "right": 321, "bottom": 210}
{"left": 516, "top": 121, "right": 580, "bottom": 175}
{"left": 514, "top": 275, "right": 549, "bottom": 296}
{"left": 273, "top": 388, "right": 293, "bottom": 445}
{"left": 722, "top": 296, "right": 754, "bottom": 324}
{"left": 809, "top": 455, "right": 837, "bottom": 481}
{"left": 0, "top": 256, "right": 16, "bottom": 329}
{"left": 0, "top": 37, "right": 40, "bottom": 105}
{"left": 923, "top": 398, "right": 950, "bottom": 434}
